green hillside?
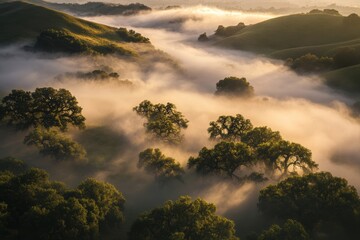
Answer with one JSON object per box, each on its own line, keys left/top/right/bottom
{"left": 323, "top": 64, "right": 360, "bottom": 95}
{"left": 0, "top": 1, "right": 151, "bottom": 55}
{"left": 215, "top": 13, "right": 360, "bottom": 57}
{"left": 213, "top": 12, "right": 360, "bottom": 95}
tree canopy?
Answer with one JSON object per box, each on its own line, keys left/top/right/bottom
{"left": 215, "top": 76, "right": 254, "bottom": 97}
{"left": 256, "top": 140, "right": 317, "bottom": 176}
{"left": 138, "top": 148, "right": 184, "bottom": 182}
{"left": 205, "top": 114, "right": 317, "bottom": 178}
{"left": 0, "top": 87, "right": 85, "bottom": 131}
{"left": 24, "top": 128, "right": 87, "bottom": 161}
{"left": 129, "top": 196, "right": 239, "bottom": 240}
{"left": 0, "top": 158, "right": 125, "bottom": 239}
{"left": 208, "top": 114, "right": 253, "bottom": 142}
{"left": 242, "top": 126, "right": 282, "bottom": 148}
{"left": 258, "top": 172, "right": 360, "bottom": 234}
{"left": 133, "top": 100, "right": 189, "bottom": 144}
{"left": 188, "top": 141, "right": 266, "bottom": 182}
{"left": 257, "top": 219, "right": 309, "bottom": 240}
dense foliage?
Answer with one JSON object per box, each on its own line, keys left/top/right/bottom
{"left": 215, "top": 22, "right": 246, "bottom": 37}
{"left": 34, "top": 29, "right": 133, "bottom": 55}
{"left": 256, "top": 140, "right": 317, "bottom": 176}
{"left": 0, "top": 158, "right": 125, "bottom": 240}
{"left": 24, "top": 128, "right": 86, "bottom": 161}
{"left": 190, "top": 114, "right": 317, "bottom": 180}
{"left": 34, "top": 29, "right": 89, "bottom": 53}
{"left": 129, "top": 196, "right": 239, "bottom": 240}
{"left": 215, "top": 76, "right": 254, "bottom": 97}
{"left": 258, "top": 172, "right": 360, "bottom": 235}
{"left": 188, "top": 141, "right": 266, "bottom": 182}
{"left": 138, "top": 148, "right": 184, "bottom": 182}
{"left": 0, "top": 87, "right": 85, "bottom": 131}
{"left": 257, "top": 219, "right": 309, "bottom": 240}
{"left": 133, "top": 100, "right": 189, "bottom": 144}
{"left": 116, "top": 28, "right": 150, "bottom": 43}
{"left": 286, "top": 54, "right": 334, "bottom": 73}
{"left": 208, "top": 114, "right": 253, "bottom": 142}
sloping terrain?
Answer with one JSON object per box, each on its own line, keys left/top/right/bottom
{"left": 213, "top": 12, "right": 360, "bottom": 95}
{"left": 0, "top": 1, "right": 152, "bottom": 56}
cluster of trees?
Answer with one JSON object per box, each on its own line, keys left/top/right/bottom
{"left": 133, "top": 103, "right": 317, "bottom": 183}
{"left": 34, "top": 29, "right": 90, "bottom": 54}
{"left": 256, "top": 172, "right": 360, "bottom": 239}
{"left": 189, "top": 114, "right": 317, "bottom": 182}
{"left": 0, "top": 87, "right": 87, "bottom": 161}
{"left": 129, "top": 196, "right": 239, "bottom": 240}
{"left": 344, "top": 13, "right": 360, "bottom": 25}
{"left": 34, "top": 29, "right": 133, "bottom": 55}
{"left": 133, "top": 100, "right": 189, "bottom": 144}
{"left": 215, "top": 76, "right": 254, "bottom": 98}
{"left": 0, "top": 157, "right": 125, "bottom": 239}
{"left": 286, "top": 53, "right": 334, "bottom": 73}
{"left": 215, "top": 22, "right": 246, "bottom": 37}
{"left": 116, "top": 28, "right": 150, "bottom": 43}
{"left": 127, "top": 171, "right": 360, "bottom": 239}
{"left": 138, "top": 148, "right": 184, "bottom": 182}
{"left": 75, "top": 69, "right": 120, "bottom": 80}
{"left": 286, "top": 48, "right": 360, "bottom": 74}
{"left": 308, "top": 9, "right": 341, "bottom": 16}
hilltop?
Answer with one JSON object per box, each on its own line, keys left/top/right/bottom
{"left": 26, "top": 0, "right": 151, "bottom": 16}
{"left": 0, "top": 1, "right": 153, "bottom": 56}
{"left": 207, "top": 11, "right": 360, "bottom": 95}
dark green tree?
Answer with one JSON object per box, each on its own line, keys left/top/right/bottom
{"left": 138, "top": 148, "right": 184, "bottom": 182}
{"left": 256, "top": 140, "right": 317, "bottom": 176}
{"left": 24, "top": 128, "right": 87, "bottom": 161}
{"left": 76, "top": 178, "right": 125, "bottom": 231}
{"left": 0, "top": 160, "right": 126, "bottom": 240}
{"left": 258, "top": 172, "right": 360, "bottom": 232}
{"left": 242, "top": 126, "right": 282, "bottom": 148}
{"left": 208, "top": 114, "right": 253, "bottom": 142}
{"left": 215, "top": 76, "right": 254, "bottom": 97}
{"left": 133, "top": 100, "right": 189, "bottom": 144}
{"left": 129, "top": 196, "right": 239, "bottom": 240}
{"left": 0, "top": 157, "right": 28, "bottom": 174}
{"left": 0, "top": 88, "right": 85, "bottom": 131}
{"left": 188, "top": 141, "right": 265, "bottom": 182}
{"left": 258, "top": 219, "right": 309, "bottom": 240}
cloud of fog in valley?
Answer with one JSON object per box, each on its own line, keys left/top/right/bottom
{"left": 0, "top": 6, "right": 359, "bottom": 238}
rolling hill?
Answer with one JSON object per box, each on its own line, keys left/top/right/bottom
{"left": 25, "top": 0, "right": 152, "bottom": 17}
{"left": 214, "top": 13, "right": 360, "bottom": 57}
{"left": 0, "top": 1, "right": 153, "bottom": 56}
{"left": 211, "top": 12, "right": 360, "bottom": 95}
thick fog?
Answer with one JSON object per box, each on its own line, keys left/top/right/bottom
{"left": 0, "top": 6, "right": 359, "bottom": 238}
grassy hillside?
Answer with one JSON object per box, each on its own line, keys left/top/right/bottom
{"left": 215, "top": 13, "right": 360, "bottom": 57}
{"left": 0, "top": 1, "right": 151, "bottom": 55}
{"left": 213, "top": 12, "right": 360, "bottom": 95}
{"left": 323, "top": 64, "right": 360, "bottom": 95}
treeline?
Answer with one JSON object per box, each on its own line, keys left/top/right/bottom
{"left": 286, "top": 47, "right": 360, "bottom": 74}
{"left": 1, "top": 158, "right": 359, "bottom": 239}
{"left": 32, "top": 27, "right": 149, "bottom": 55}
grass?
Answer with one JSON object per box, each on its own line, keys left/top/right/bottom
{"left": 0, "top": 1, "right": 153, "bottom": 56}
{"left": 214, "top": 13, "right": 360, "bottom": 95}
{"left": 323, "top": 64, "right": 360, "bottom": 95}
{"left": 215, "top": 14, "right": 360, "bottom": 56}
